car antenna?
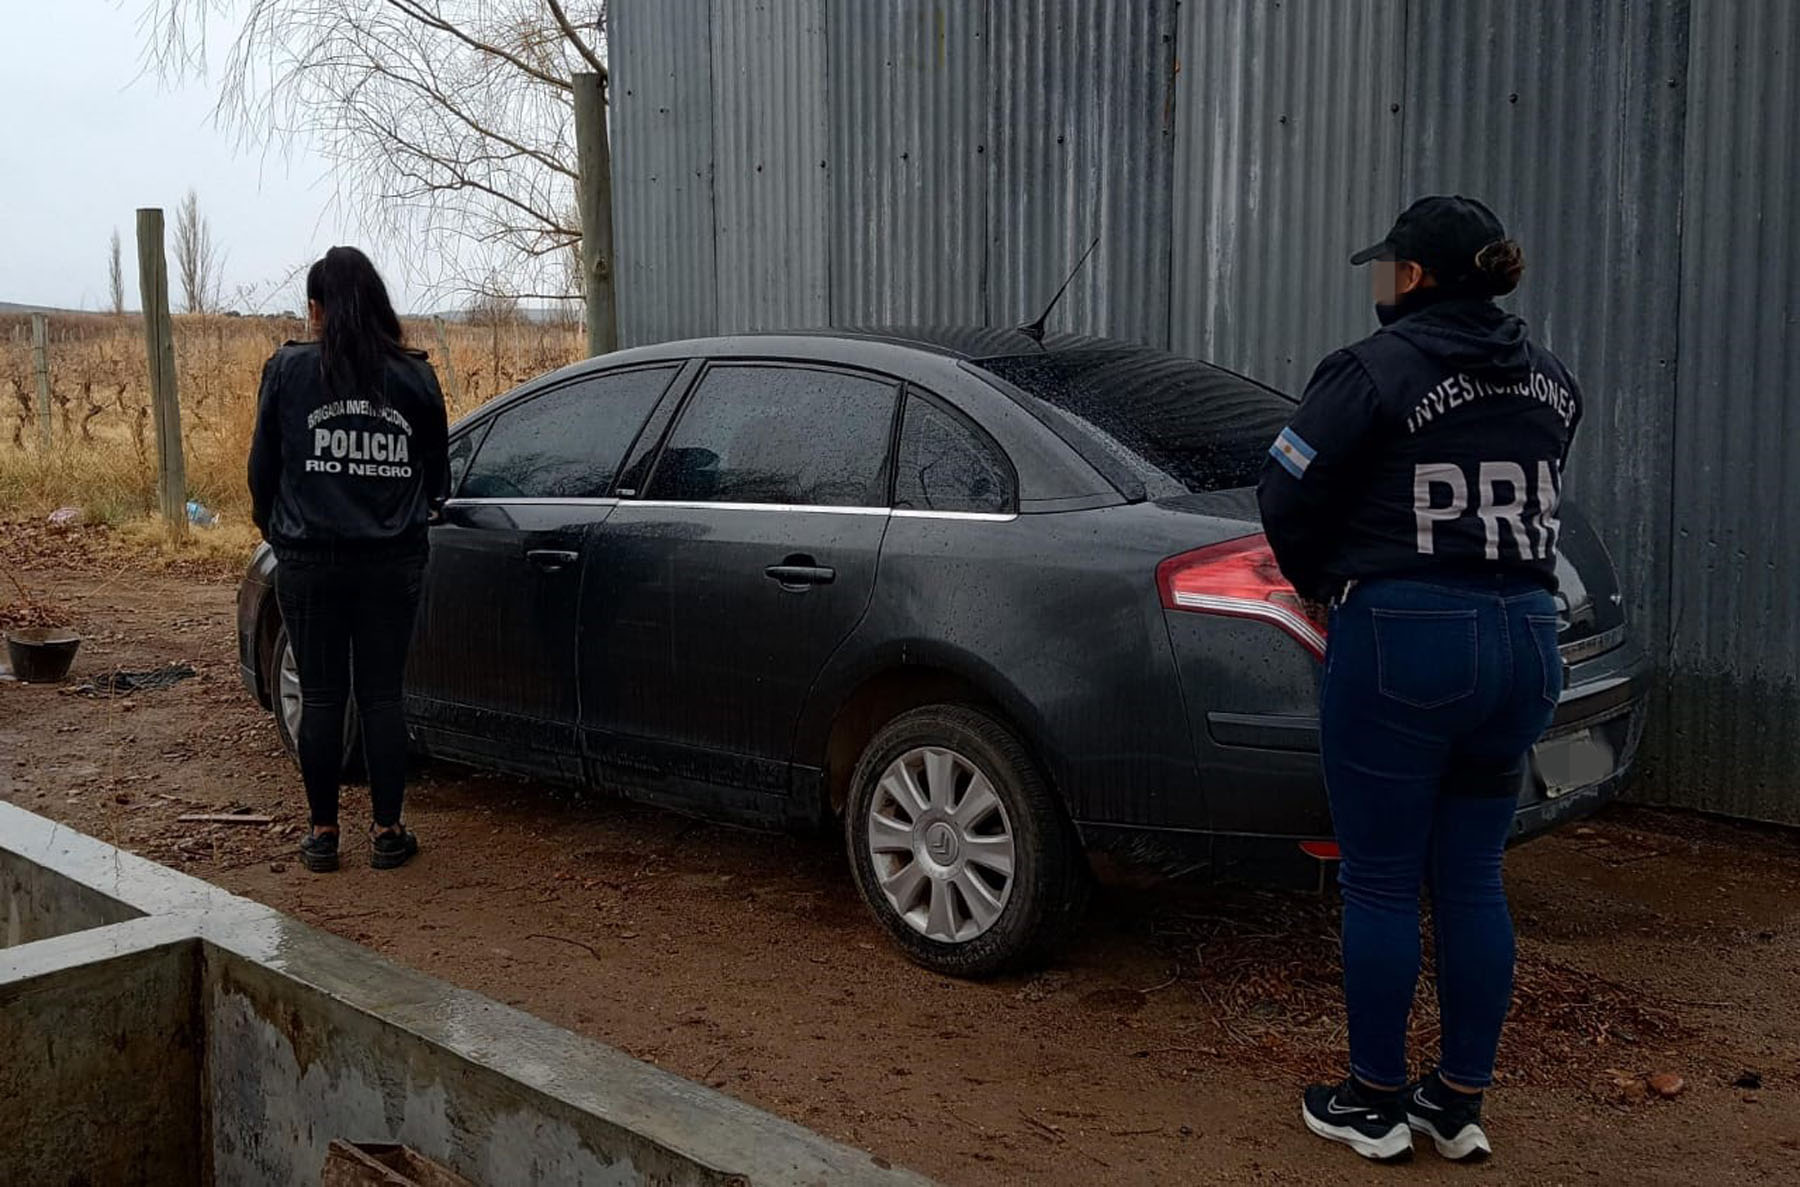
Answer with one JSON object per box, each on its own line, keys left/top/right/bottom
{"left": 1018, "top": 235, "right": 1101, "bottom": 346}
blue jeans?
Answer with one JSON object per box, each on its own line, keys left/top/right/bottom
{"left": 1320, "top": 573, "right": 1562, "bottom": 1090}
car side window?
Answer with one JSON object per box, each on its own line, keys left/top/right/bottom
{"left": 445, "top": 422, "right": 488, "bottom": 497}
{"left": 893, "top": 393, "right": 1015, "bottom": 514}
{"left": 460, "top": 367, "right": 675, "bottom": 499}
{"left": 644, "top": 365, "right": 898, "bottom": 507}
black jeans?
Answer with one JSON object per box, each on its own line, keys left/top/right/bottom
{"left": 274, "top": 555, "right": 424, "bottom": 829}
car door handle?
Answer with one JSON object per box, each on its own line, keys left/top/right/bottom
{"left": 765, "top": 562, "right": 836, "bottom": 589}
{"left": 526, "top": 549, "right": 581, "bottom": 573}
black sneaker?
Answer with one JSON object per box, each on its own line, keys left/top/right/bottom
{"left": 370, "top": 825, "right": 419, "bottom": 870}
{"left": 1302, "top": 1078, "right": 1413, "bottom": 1162}
{"left": 1406, "top": 1073, "right": 1492, "bottom": 1162}
{"left": 298, "top": 829, "right": 340, "bottom": 873}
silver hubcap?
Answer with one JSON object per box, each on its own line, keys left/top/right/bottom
{"left": 278, "top": 637, "right": 304, "bottom": 741}
{"left": 867, "top": 747, "right": 1016, "bottom": 943}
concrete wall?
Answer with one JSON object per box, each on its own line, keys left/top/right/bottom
{"left": 209, "top": 950, "right": 801, "bottom": 1186}
{"left": 0, "top": 803, "right": 930, "bottom": 1187}
{"left": 0, "top": 940, "right": 205, "bottom": 1185}
{"left": 2, "top": 848, "right": 142, "bottom": 946}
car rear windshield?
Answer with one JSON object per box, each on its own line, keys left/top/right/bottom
{"left": 970, "top": 344, "right": 1297, "bottom": 498}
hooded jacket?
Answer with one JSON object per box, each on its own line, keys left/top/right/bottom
{"left": 1257, "top": 297, "right": 1583, "bottom": 602}
{"left": 248, "top": 341, "right": 450, "bottom": 562}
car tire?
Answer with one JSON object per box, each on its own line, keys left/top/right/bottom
{"left": 846, "top": 705, "right": 1089, "bottom": 977}
{"left": 268, "top": 621, "right": 364, "bottom": 781}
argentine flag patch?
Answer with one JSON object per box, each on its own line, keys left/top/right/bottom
{"left": 1270, "top": 427, "right": 1317, "bottom": 478}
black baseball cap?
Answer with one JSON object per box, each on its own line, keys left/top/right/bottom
{"left": 1349, "top": 195, "right": 1507, "bottom": 282}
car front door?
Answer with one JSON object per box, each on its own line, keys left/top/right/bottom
{"left": 577, "top": 362, "right": 900, "bottom": 820}
{"left": 407, "top": 364, "right": 681, "bottom": 776}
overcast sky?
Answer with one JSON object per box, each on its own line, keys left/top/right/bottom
{"left": 1, "top": 1, "right": 423, "bottom": 313}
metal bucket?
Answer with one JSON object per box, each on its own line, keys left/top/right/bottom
{"left": 4, "top": 629, "right": 81, "bottom": 683}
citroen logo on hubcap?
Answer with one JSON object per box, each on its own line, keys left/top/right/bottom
{"left": 923, "top": 822, "right": 959, "bottom": 867}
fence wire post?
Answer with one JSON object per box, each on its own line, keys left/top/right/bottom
{"left": 135, "top": 207, "right": 187, "bottom": 539}
{"left": 30, "top": 313, "right": 51, "bottom": 450}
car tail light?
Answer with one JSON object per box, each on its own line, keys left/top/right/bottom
{"left": 1298, "top": 840, "right": 1341, "bottom": 860}
{"left": 1156, "top": 533, "right": 1327, "bottom": 659}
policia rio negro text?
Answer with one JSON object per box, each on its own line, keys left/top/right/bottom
{"left": 1259, "top": 197, "right": 1584, "bottom": 1165}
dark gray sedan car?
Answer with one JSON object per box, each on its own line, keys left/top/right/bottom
{"left": 238, "top": 328, "right": 1649, "bottom": 974}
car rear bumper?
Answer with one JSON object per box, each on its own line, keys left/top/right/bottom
{"left": 1083, "top": 639, "right": 1652, "bottom": 889}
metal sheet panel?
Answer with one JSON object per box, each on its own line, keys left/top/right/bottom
{"left": 985, "top": 0, "right": 1178, "bottom": 344}
{"left": 1662, "top": 0, "right": 1800, "bottom": 822}
{"left": 827, "top": 0, "right": 990, "bottom": 326}
{"left": 611, "top": 0, "right": 718, "bottom": 346}
{"left": 1170, "top": 0, "right": 1405, "bottom": 389}
{"left": 711, "top": 0, "right": 830, "bottom": 332}
{"left": 1399, "top": 0, "right": 1690, "bottom": 691}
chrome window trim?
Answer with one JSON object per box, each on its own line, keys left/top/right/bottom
{"left": 444, "top": 497, "right": 621, "bottom": 508}
{"left": 892, "top": 509, "right": 1018, "bottom": 523}
{"left": 440, "top": 498, "right": 1017, "bottom": 523}
{"left": 627, "top": 500, "right": 889, "bottom": 517}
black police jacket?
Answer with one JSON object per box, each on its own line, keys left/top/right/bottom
{"left": 248, "top": 341, "right": 450, "bottom": 562}
{"left": 1257, "top": 297, "right": 1583, "bottom": 603}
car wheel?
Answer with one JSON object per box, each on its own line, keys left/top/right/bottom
{"left": 846, "top": 705, "right": 1089, "bottom": 977}
{"left": 269, "top": 622, "right": 363, "bottom": 779}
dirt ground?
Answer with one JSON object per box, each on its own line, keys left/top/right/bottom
{"left": 5, "top": 525, "right": 1799, "bottom": 1185}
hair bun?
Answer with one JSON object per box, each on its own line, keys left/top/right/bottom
{"left": 1474, "top": 238, "right": 1525, "bottom": 296}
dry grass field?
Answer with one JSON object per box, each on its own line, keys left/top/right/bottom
{"left": 0, "top": 311, "right": 582, "bottom": 537}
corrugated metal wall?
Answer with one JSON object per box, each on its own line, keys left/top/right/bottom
{"left": 711, "top": 0, "right": 830, "bottom": 331}
{"left": 610, "top": 0, "right": 716, "bottom": 345}
{"left": 1398, "top": 0, "right": 1691, "bottom": 702}
{"left": 1658, "top": 0, "right": 1800, "bottom": 819}
{"left": 984, "top": 0, "right": 1177, "bottom": 342}
{"left": 827, "top": 0, "right": 989, "bottom": 325}
{"left": 1169, "top": 0, "right": 1403, "bottom": 390}
{"left": 609, "top": 0, "right": 1800, "bottom": 824}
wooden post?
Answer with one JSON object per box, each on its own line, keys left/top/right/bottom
{"left": 136, "top": 208, "right": 187, "bottom": 538}
{"left": 573, "top": 71, "right": 618, "bottom": 357}
{"left": 432, "top": 315, "right": 462, "bottom": 411}
{"left": 30, "top": 313, "right": 51, "bottom": 450}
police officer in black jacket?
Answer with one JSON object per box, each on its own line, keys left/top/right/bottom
{"left": 249, "top": 246, "right": 449, "bottom": 874}
{"left": 1260, "top": 198, "right": 1582, "bottom": 1164}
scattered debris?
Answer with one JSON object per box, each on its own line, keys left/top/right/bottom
{"left": 527, "top": 932, "right": 604, "bottom": 961}
{"left": 1735, "top": 1069, "right": 1763, "bottom": 1090}
{"left": 1603, "top": 1069, "right": 1650, "bottom": 1106}
{"left": 47, "top": 507, "right": 83, "bottom": 528}
{"left": 185, "top": 500, "right": 219, "bottom": 529}
{"left": 179, "top": 812, "right": 274, "bottom": 826}
{"left": 74, "top": 664, "right": 198, "bottom": 697}
{"left": 321, "top": 1139, "right": 475, "bottom": 1187}
{"left": 269, "top": 862, "right": 287, "bottom": 874}
{"left": 1648, "top": 1072, "right": 1687, "bottom": 1099}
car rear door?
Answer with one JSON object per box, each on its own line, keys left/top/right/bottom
{"left": 577, "top": 362, "right": 900, "bottom": 820}
{"left": 406, "top": 364, "right": 681, "bottom": 776}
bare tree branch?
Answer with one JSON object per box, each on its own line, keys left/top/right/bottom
{"left": 546, "top": 0, "right": 605, "bottom": 77}
{"left": 383, "top": 0, "right": 570, "bottom": 91}
{"left": 137, "top": 1, "right": 604, "bottom": 304}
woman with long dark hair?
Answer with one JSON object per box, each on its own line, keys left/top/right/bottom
{"left": 249, "top": 246, "right": 448, "bottom": 873}
{"left": 1260, "top": 198, "right": 1582, "bottom": 1163}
